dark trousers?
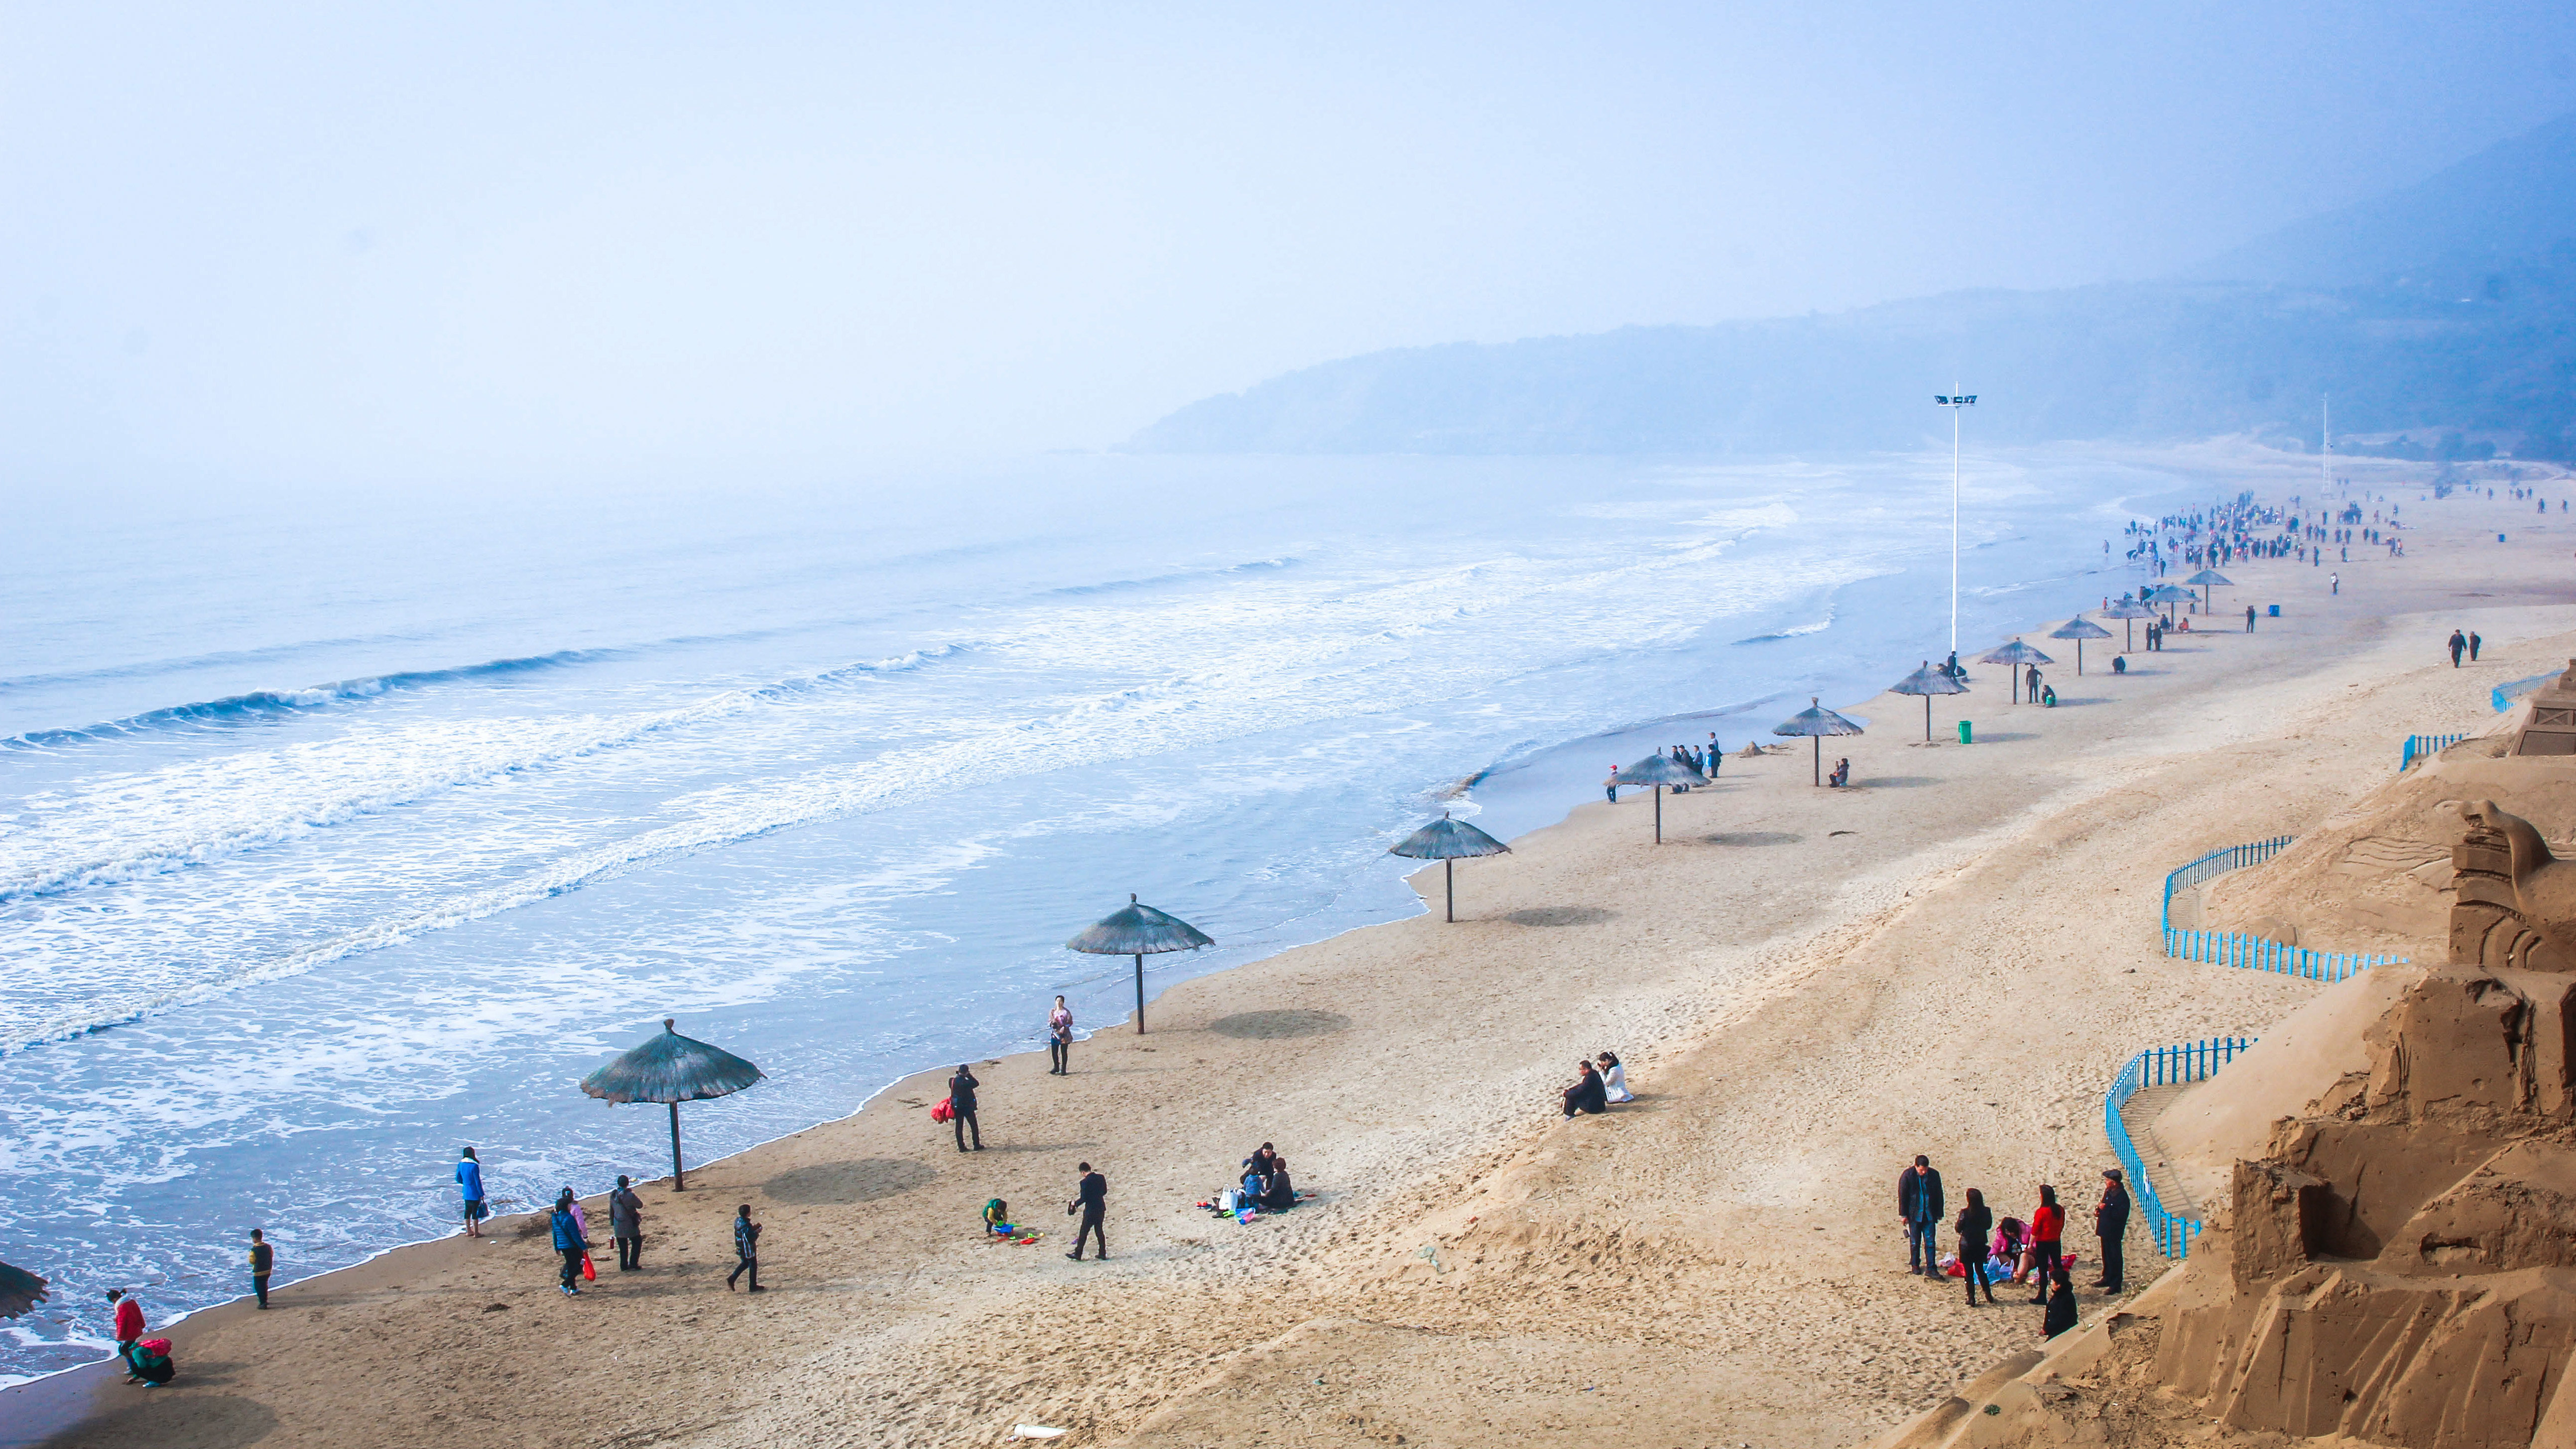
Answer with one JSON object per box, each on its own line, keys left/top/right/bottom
{"left": 559, "top": 1247, "right": 583, "bottom": 1289}
{"left": 1905, "top": 1218, "right": 1938, "bottom": 1273}
{"left": 728, "top": 1253, "right": 758, "bottom": 1289}
{"left": 1961, "top": 1254, "right": 1992, "bottom": 1304}
{"left": 252, "top": 1273, "right": 270, "bottom": 1308}
{"left": 1049, "top": 1039, "right": 1069, "bottom": 1074}
{"left": 1074, "top": 1206, "right": 1106, "bottom": 1259}
{"left": 615, "top": 1233, "right": 642, "bottom": 1270}
{"left": 954, "top": 1107, "right": 982, "bottom": 1150}
{"left": 2098, "top": 1232, "right": 2124, "bottom": 1291}
{"left": 2030, "top": 1241, "right": 2062, "bottom": 1296}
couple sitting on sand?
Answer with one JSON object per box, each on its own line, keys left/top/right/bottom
{"left": 1234, "top": 1143, "right": 1296, "bottom": 1212}
{"left": 1559, "top": 1052, "right": 1632, "bottom": 1117}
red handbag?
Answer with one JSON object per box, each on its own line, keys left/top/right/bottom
{"left": 580, "top": 1252, "right": 597, "bottom": 1282}
{"left": 931, "top": 1096, "right": 954, "bottom": 1123}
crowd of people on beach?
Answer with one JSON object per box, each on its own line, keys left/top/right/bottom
{"left": 1897, "top": 1155, "right": 2130, "bottom": 1340}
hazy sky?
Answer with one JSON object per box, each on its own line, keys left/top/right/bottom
{"left": 7, "top": 2, "right": 2576, "bottom": 485}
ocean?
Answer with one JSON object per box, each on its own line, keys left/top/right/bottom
{"left": 0, "top": 448, "right": 2182, "bottom": 1376}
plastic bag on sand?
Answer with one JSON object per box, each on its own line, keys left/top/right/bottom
{"left": 1011, "top": 1427, "right": 1067, "bottom": 1440}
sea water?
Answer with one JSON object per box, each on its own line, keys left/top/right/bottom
{"left": 0, "top": 449, "right": 2188, "bottom": 1376}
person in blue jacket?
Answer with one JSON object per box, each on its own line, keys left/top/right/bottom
{"left": 549, "top": 1193, "right": 586, "bottom": 1297}
{"left": 456, "top": 1147, "right": 488, "bottom": 1239}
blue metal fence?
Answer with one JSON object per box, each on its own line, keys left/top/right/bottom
{"left": 2399, "top": 733, "right": 2465, "bottom": 772}
{"left": 2495, "top": 673, "right": 2554, "bottom": 714}
{"left": 2104, "top": 1036, "right": 2251, "bottom": 1259}
{"left": 2159, "top": 836, "right": 2403, "bottom": 979}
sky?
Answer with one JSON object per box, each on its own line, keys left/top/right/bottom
{"left": 5, "top": 2, "right": 2576, "bottom": 486}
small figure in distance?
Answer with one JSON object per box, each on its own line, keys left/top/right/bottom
{"left": 1597, "top": 1052, "right": 1632, "bottom": 1103}
{"left": 1048, "top": 996, "right": 1074, "bottom": 1076}
{"left": 2450, "top": 629, "right": 2467, "bottom": 668}
{"left": 2245, "top": 604, "right": 2256, "bottom": 633}
{"left": 610, "top": 1174, "right": 645, "bottom": 1271}
{"left": 2471, "top": 631, "right": 2483, "bottom": 662}
{"left": 949, "top": 1063, "right": 983, "bottom": 1152}
{"left": 1827, "top": 757, "right": 1850, "bottom": 788}
{"left": 2112, "top": 654, "right": 2128, "bottom": 675}
{"left": 1067, "top": 1162, "right": 1108, "bottom": 1261}
{"left": 1897, "top": 1155, "right": 1944, "bottom": 1277}
{"left": 456, "top": 1146, "right": 488, "bottom": 1238}
{"left": 1561, "top": 1059, "right": 1607, "bottom": 1118}
{"left": 727, "top": 1204, "right": 764, "bottom": 1292}
{"left": 248, "top": 1228, "right": 273, "bottom": 1309}
{"left": 1604, "top": 764, "right": 1618, "bottom": 805}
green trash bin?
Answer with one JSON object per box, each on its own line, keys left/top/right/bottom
{"left": 1957, "top": 719, "right": 1973, "bottom": 745}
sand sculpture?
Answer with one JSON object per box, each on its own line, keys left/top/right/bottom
{"left": 2508, "top": 660, "right": 2576, "bottom": 756}
{"left": 1874, "top": 800, "right": 2576, "bottom": 1448}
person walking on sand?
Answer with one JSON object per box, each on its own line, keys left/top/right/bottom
{"left": 2331, "top": 572, "right": 2339, "bottom": 595}
{"left": 727, "top": 1203, "right": 764, "bottom": 1291}
{"left": 1067, "top": 1162, "right": 1109, "bottom": 1261}
{"left": 248, "top": 1229, "right": 273, "bottom": 1309}
{"left": 549, "top": 1190, "right": 586, "bottom": 1297}
{"left": 2471, "top": 631, "right": 2483, "bottom": 662}
{"left": 2245, "top": 604, "right": 2256, "bottom": 633}
{"left": 1048, "top": 996, "right": 1074, "bottom": 1075}
{"left": 948, "top": 1064, "right": 983, "bottom": 1151}
{"left": 2450, "top": 629, "right": 2467, "bottom": 667}
{"left": 1897, "top": 1155, "right": 1945, "bottom": 1276}
{"left": 2026, "top": 1185, "right": 2065, "bottom": 1304}
{"left": 610, "top": 1175, "right": 645, "bottom": 1271}
{"left": 2092, "top": 1169, "right": 2130, "bottom": 1293}
{"left": 109, "top": 1289, "right": 144, "bottom": 1370}
{"left": 1956, "top": 1189, "right": 1996, "bottom": 1306}
{"left": 456, "top": 1146, "right": 488, "bottom": 1238}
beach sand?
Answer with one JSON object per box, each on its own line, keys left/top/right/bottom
{"left": 15, "top": 472, "right": 2576, "bottom": 1449}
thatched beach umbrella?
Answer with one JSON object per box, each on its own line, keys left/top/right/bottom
{"left": 1388, "top": 812, "right": 1511, "bottom": 922}
{"left": 0, "top": 1261, "right": 47, "bottom": 1319}
{"left": 1066, "top": 894, "right": 1213, "bottom": 1034}
{"left": 2049, "top": 616, "right": 2112, "bottom": 675}
{"left": 1979, "top": 639, "right": 2055, "bottom": 703}
{"left": 1890, "top": 659, "right": 1969, "bottom": 740}
{"left": 2145, "top": 584, "right": 2194, "bottom": 625}
{"left": 581, "top": 1018, "right": 766, "bottom": 1192}
{"left": 2186, "top": 568, "right": 2233, "bottom": 613}
{"left": 1771, "top": 698, "right": 1863, "bottom": 786}
{"left": 1613, "top": 752, "right": 1708, "bottom": 844}
{"left": 2102, "top": 595, "right": 2155, "bottom": 651}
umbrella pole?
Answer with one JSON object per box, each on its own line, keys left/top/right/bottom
{"left": 669, "top": 1101, "right": 686, "bottom": 1192}
{"left": 1652, "top": 786, "right": 1662, "bottom": 844}
{"left": 1923, "top": 694, "right": 1932, "bottom": 741}
{"left": 1812, "top": 735, "right": 1820, "bottom": 786}
{"left": 1134, "top": 953, "right": 1146, "bottom": 1034}
{"left": 1445, "top": 858, "right": 1455, "bottom": 922}
{"left": 2077, "top": 639, "right": 2084, "bottom": 676}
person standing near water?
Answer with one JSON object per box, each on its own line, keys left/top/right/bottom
{"left": 549, "top": 1191, "right": 586, "bottom": 1296}
{"left": 1897, "top": 1155, "right": 1944, "bottom": 1275}
{"left": 1048, "top": 996, "right": 1074, "bottom": 1075}
{"left": 248, "top": 1229, "right": 273, "bottom": 1308}
{"left": 949, "top": 1064, "right": 984, "bottom": 1151}
{"left": 1604, "top": 765, "right": 1618, "bottom": 804}
{"left": 2245, "top": 604, "right": 2256, "bottom": 633}
{"left": 1706, "top": 732, "right": 1722, "bottom": 776}
{"left": 1066, "top": 1162, "right": 1108, "bottom": 1261}
{"left": 109, "top": 1289, "right": 144, "bottom": 1368}
{"left": 456, "top": 1146, "right": 488, "bottom": 1238}
{"left": 727, "top": 1204, "right": 764, "bottom": 1291}
{"left": 610, "top": 1175, "right": 645, "bottom": 1271}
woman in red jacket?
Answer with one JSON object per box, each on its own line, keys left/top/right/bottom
{"left": 2026, "top": 1185, "right": 2065, "bottom": 1306}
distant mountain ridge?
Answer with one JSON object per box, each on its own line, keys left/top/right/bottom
{"left": 1128, "top": 111, "right": 2576, "bottom": 460}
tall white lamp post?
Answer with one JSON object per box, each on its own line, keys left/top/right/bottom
{"left": 1935, "top": 390, "right": 1977, "bottom": 655}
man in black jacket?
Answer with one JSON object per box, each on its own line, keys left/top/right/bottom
{"left": 948, "top": 1064, "right": 983, "bottom": 1152}
{"left": 2093, "top": 1168, "right": 2131, "bottom": 1292}
{"left": 1897, "top": 1155, "right": 1945, "bottom": 1276}
{"left": 1067, "top": 1162, "right": 1108, "bottom": 1261}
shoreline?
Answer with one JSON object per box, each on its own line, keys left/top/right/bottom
{"left": 25, "top": 463, "right": 2576, "bottom": 1448}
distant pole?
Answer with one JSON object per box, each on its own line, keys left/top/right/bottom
{"left": 1445, "top": 858, "right": 1456, "bottom": 922}
{"left": 668, "top": 1101, "right": 686, "bottom": 1191}
{"left": 1936, "top": 389, "right": 1977, "bottom": 653}
{"left": 2322, "top": 394, "right": 2331, "bottom": 495}
{"left": 1134, "top": 953, "right": 1146, "bottom": 1033}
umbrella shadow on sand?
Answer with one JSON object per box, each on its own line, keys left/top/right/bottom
{"left": 1703, "top": 831, "right": 1801, "bottom": 846}
{"left": 38, "top": 1392, "right": 277, "bottom": 1449}
{"left": 1209, "top": 1009, "right": 1351, "bottom": 1039}
{"left": 1504, "top": 905, "right": 1614, "bottom": 927}
{"left": 762, "top": 1159, "right": 939, "bottom": 1206}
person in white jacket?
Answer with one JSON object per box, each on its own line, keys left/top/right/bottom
{"left": 1596, "top": 1052, "right": 1633, "bottom": 1104}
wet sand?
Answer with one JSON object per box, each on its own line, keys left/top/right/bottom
{"left": 21, "top": 468, "right": 2576, "bottom": 1449}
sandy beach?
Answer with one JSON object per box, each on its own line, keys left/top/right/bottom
{"left": 13, "top": 465, "right": 2576, "bottom": 1449}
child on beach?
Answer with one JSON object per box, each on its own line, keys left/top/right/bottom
{"left": 457, "top": 1147, "right": 488, "bottom": 1238}
{"left": 727, "top": 1204, "right": 763, "bottom": 1291}
{"left": 249, "top": 1228, "right": 273, "bottom": 1308}
{"left": 109, "top": 1289, "right": 143, "bottom": 1369}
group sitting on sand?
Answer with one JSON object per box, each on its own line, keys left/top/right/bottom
{"left": 1559, "top": 1052, "right": 1632, "bottom": 1117}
